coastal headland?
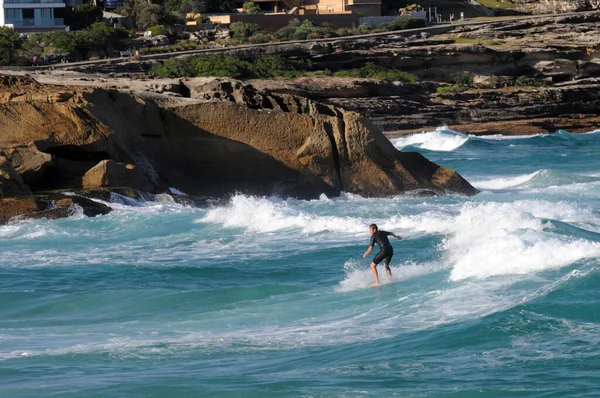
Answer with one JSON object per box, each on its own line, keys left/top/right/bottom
{"left": 0, "top": 74, "right": 477, "bottom": 223}
{"left": 2, "top": 10, "right": 600, "bottom": 222}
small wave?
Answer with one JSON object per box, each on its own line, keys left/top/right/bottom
{"left": 473, "top": 170, "right": 600, "bottom": 191}
{"left": 527, "top": 170, "right": 600, "bottom": 189}
{"left": 391, "top": 127, "right": 469, "bottom": 152}
{"left": 472, "top": 171, "right": 541, "bottom": 190}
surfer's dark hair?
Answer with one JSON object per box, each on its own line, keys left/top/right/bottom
{"left": 369, "top": 223, "right": 378, "bottom": 231}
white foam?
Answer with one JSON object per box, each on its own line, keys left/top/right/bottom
{"left": 197, "top": 194, "right": 366, "bottom": 235}
{"left": 440, "top": 200, "right": 600, "bottom": 281}
{"left": 390, "top": 127, "right": 469, "bottom": 151}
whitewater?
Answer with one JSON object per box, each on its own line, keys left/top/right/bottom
{"left": 2, "top": 127, "right": 600, "bottom": 397}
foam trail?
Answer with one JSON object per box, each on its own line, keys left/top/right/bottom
{"left": 475, "top": 133, "right": 548, "bottom": 141}
{"left": 336, "top": 258, "right": 449, "bottom": 292}
{"left": 391, "top": 127, "right": 468, "bottom": 151}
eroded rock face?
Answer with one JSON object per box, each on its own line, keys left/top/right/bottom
{"left": 0, "top": 74, "right": 477, "bottom": 224}
{"left": 504, "top": 0, "right": 594, "bottom": 13}
{"left": 161, "top": 80, "right": 478, "bottom": 197}
{"left": 0, "top": 153, "right": 32, "bottom": 197}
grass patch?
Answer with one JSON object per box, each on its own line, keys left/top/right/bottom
{"left": 436, "top": 85, "right": 467, "bottom": 94}
{"left": 151, "top": 55, "right": 420, "bottom": 82}
{"left": 476, "top": 0, "right": 518, "bottom": 9}
{"left": 334, "top": 64, "right": 419, "bottom": 82}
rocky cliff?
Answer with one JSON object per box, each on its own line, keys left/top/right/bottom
{"left": 249, "top": 12, "right": 600, "bottom": 135}
{"left": 0, "top": 75, "right": 477, "bottom": 223}
{"left": 501, "top": 0, "right": 595, "bottom": 14}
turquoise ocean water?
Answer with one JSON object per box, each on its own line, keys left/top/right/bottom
{"left": 2, "top": 128, "right": 600, "bottom": 397}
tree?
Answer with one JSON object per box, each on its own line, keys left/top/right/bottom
{"left": 242, "top": 1, "right": 260, "bottom": 14}
{"left": 229, "top": 22, "right": 262, "bottom": 40}
{"left": 68, "top": 3, "right": 103, "bottom": 30}
{"left": 136, "top": 2, "right": 164, "bottom": 30}
{"left": 0, "top": 27, "right": 24, "bottom": 65}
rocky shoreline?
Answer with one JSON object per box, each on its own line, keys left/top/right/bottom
{"left": 24, "top": 12, "right": 600, "bottom": 136}
{"left": 0, "top": 75, "right": 477, "bottom": 224}
{"left": 3, "top": 11, "right": 600, "bottom": 223}
{"left": 249, "top": 12, "right": 600, "bottom": 135}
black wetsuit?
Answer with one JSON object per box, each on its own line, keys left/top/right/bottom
{"left": 370, "top": 230, "right": 394, "bottom": 266}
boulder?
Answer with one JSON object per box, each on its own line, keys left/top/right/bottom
{"left": 82, "top": 160, "right": 157, "bottom": 192}
{"left": 0, "top": 194, "right": 112, "bottom": 224}
{"left": 162, "top": 83, "right": 478, "bottom": 197}
{"left": 2, "top": 142, "right": 53, "bottom": 187}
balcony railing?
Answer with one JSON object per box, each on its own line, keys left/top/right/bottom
{"left": 6, "top": 18, "right": 65, "bottom": 26}
{"left": 345, "top": 0, "right": 381, "bottom": 4}
{"left": 4, "top": 0, "right": 64, "bottom": 4}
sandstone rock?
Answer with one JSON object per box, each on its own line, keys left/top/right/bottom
{"left": 0, "top": 194, "right": 112, "bottom": 224}
{"left": 163, "top": 84, "right": 478, "bottom": 197}
{"left": 2, "top": 142, "right": 53, "bottom": 187}
{"left": 0, "top": 154, "right": 32, "bottom": 197}
{"left": 0, "top": 74, "right": 477, "bottom": 200}
{"left": 473, "top": 75, "right": 500, "bottom": 88}
{"left": 82, "top": 160, "right": 157, "bottom": 192}
{"left": 504, "top": 0, "right": 593, "bottom": 14}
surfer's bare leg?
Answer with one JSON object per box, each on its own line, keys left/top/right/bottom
{"left": 384, "top": 264, "right": 392, "bottom": 278}
{"left": 370, "top": 262, "right": 380, "bottom": 286}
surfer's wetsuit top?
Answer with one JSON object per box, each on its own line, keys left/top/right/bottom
{"left": 370, "top": 230, "right": 394, "bottom": 265}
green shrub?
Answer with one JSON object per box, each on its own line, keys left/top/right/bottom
{"left": 148, "top": 24, "right": 167, "bottom": 37}
{"left": 254, "top": 55, "right": 309, "bottom": 78}
{"left": 333, "top": 63, "right": 419, "bottom": 82}
{"left": 436, "top": 85, "right": 467, "bottom": 93}
{"left": 0, "top": 26, "right": 24, "bottom": 65}
{"left": 275, "top": 26, "right": 297, "bottom": 40}
{"left": 195, "top": 15, "right": 211, "bottom": 24}
{"left": 150, "top": 54, "right": 310, "bottom": 79}
{"left": 276, "top": 20, "right": 338, "bottom": 41}
{"left": 31, "top": 24, "right": 130, "bottom": 60}
{"left": 453, "top": 72, "right": 473, "bottom": 88}
{"left": 247, "top": 32, "right": 273, "bottom": 44}
{"left": 242, "top": 1, "right": 261, "bottom": 14}
{"left": 229, "top": 22, "right": 263, "bottom": 40}
{"left": 386, "top": 17, "right": 426, "bottom": 31}
{"left": 356, "top": 23, "right": 372, "bottom": 34}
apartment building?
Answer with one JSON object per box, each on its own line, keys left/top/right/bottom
{"left": 0, "top": 0, "right": 66, "bottom": 31}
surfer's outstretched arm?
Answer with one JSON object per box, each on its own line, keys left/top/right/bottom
{"left": 391, "top": 233, "right": 402, "bottom": 240}
{"left": 363, "top": 246, "right": 373, "bottom": 259}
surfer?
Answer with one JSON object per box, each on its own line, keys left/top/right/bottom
{"left": 363, "top": 223, "right": 402, "bottom": 286}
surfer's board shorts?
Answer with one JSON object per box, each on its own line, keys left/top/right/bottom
{"left": 373, "top": 250, "right": 393, "bottom": 266}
